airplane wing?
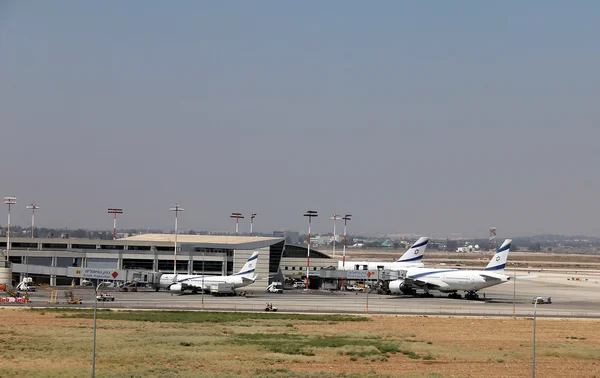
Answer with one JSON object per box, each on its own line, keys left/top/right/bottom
{"left": 241, "top": 276, "right": 256, "bottom": 284}
{"left": 408, "top": 277, "right": 451, "bottom": 291}
{"left": 480, "top": 274, "right": 505, "bottom": 282}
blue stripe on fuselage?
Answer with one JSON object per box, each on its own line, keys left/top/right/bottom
{"left": 409, "top": 269, "right": 456, "bottom": 279}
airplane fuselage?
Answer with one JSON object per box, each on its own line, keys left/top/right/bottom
{"left": 391, "top": 268, "right": 510, "bottom": 293}
{"left": 160, "top": 274, "right": 248, "bottom": 291}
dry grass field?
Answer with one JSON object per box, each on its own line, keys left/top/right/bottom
{"left": 0, "top": 308, "right": 599, "bottom": 378}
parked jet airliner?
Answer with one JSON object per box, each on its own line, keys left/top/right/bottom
{"left": 338, "top": 237, "right": 429, "bottom": 271}
{"left": 159, "top": 251, "right": 258, "bottom": 294}
{"left": 388, "top": 239, "right": 512, "bottom": 300}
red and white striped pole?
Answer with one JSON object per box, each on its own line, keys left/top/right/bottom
{"left": 230, "top": 213, "right": 244, "bottom": 236}
{"left": 107, "top": 208, "right": 123, "bottom": 240}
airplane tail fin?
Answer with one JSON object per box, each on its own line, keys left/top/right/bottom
{"left": 484, "top": 239, "right": 511, "bottom": 272}
{"left": 396, "top": 237, "right": 429, "bottom": 263}
{"left": 234, "top": 251, "right": 259, "bottom": 279}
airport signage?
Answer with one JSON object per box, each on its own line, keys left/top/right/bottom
{"left": 346, "top": 270, "right": 377, "bottom": 280}
{"left": 67, "top": 267, "right": 124, "bottom": 280}
{"left": 0, "top": 297, "right": 29, "bottom": 303}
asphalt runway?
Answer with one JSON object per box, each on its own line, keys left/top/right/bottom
{"left": 9, "top": 271, "right": 600, "bottom": 318}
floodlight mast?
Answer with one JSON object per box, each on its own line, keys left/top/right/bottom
{"left": 250, "top": 213, "right": 257, "bottom": 236}
{"left": 303, "top": 210, "right": 318, "bottom": 289}
{"left": 26, "top": 203, "right": 40, "bottom": 238}
{"left": 169, "top": 203, "right": 184, "bottom": 282}
{"left": 342, "top": 214, "right": 352, "bottom": 287}
{"left": 4, "top": 197, "right": 17, "bottom": 264}
{"left": 230, "top": 212, "right": 244, "bottom": 236}
{"left": 107, "top": 208, "right": 123, "bottom": 240}
{"left": 331, "top": 214, "right": 341, "bottom": 258}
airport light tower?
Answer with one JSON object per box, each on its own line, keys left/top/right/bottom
{"left": 250, "top": 213, "right": 257, "bottom": 236}
{"left": 169, "top": 203, "right": 184, "bottom": 281}
{"left": 331, "top": 214, "right": 341, "bottom": 258}
{"left": 26, "top": 202, "right": 40, "bottom": 238}
{"left": 230, "top": 212, "right": 244, "bottom": 236}
{"left": 107, "top": 208, "right": 123, "bottom": 240}
{"left": 489, "top": 227, "right": 497, "bottom": 252}
{"left": 341, "top": 214, "right": 352, "bottom": 287}
{"left": 303, "top": 210, "right": 318, "bottom": 289}
{"left": 4, "top": 197, "right": 16, "bottom": 264}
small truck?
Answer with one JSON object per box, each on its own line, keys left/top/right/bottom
{"left": 345, "top": 285, "right": 363, "bottom": 292}
{"left": 266, "top": 282, "right": 284, "bottom": 294}
{"left": 532, "top": 296, "right": 552, "bottom": 304}
{"left": 210, "top": 283, "right": 235, "bottom": 296}
{"left": 96, "top": 293, "right": 115, "bottom": 302}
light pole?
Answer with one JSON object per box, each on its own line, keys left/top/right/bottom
{"left": 91, "top": 280, "right": 102, "bottom": 378}
{"left": 169, "top": 203, "right": 184, "bottom": 282}
{"left": 26, "top": 203, "right": 40, "bottom": 238}
{"left": 331, "top": 214, "right": 341, "bottom": 258}
{"left": 250, "top": 213, "right": 257, "bottom": 236}
{"left": 230, "top": 213, "right": 244, "bottom": 236}
{"left": 513, "top": 265, "right": 517, "bottom": 316}
{"left": 341, "top": 214, "right": 351, "bottom": 288}
{"left": 201, "top": 251, "right": 205, "bottom": 309}
{"left": 4, "top": 197, "right": 16, "bottom": 265}
{"left": 303, "top": 210, "right": 318, "bottom": 289}
{"left": 532, "top": 300, "right": 538, "bottom": 378}
{"left": 107, "top": 208, "right": 123, "bottom": 240}
{"left": 366, "top": 282, "right": 369, "bottom": 312}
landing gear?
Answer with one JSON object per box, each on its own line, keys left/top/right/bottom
{"left": 465, "top": 291, "right": 479, "bottom": 300}
{"left": 448, "top": 292, "right": 462, "bottom": 299}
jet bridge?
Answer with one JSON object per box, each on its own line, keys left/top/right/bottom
{"left": 317, "top": 268, "right": 407, "bottom": 292}
{"left": 318, "top": 268, "right": 407, "bottom": 281}
{"left": 10, "top": 263, "right": 163, "bottom": 287}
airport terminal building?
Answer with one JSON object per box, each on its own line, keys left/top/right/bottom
{"left": 1, "top": 234, "right": 336, "bottom": 290}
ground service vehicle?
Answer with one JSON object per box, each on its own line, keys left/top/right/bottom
{"left": 292, "top": 282, "right": 305, "bottom": 289}
{"left": 532, "top": 296, "right": 552, "bottom": 304}
{"left": 265, "top": 303, "right": 278, "bottom": 311}
{"left": 345, "top": 285, "right": 363, "bottom": 292}
{"left": 267, "top": 282, "right": 283, "bottom": 294}
{"left": 96, "top": 293, "right": 115, "bottom": 302}
{"left": 210, "top": 283, "right": 235, "bottom": 296}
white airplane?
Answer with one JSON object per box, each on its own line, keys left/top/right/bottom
{"left": 160, "top": 251, "right": 259, "bottom": 294}
{"left": 338, "top": 237, "right": 429, "bottom": 270}
{"left": 388, "top": 239, "right": 512, "bottom": 299}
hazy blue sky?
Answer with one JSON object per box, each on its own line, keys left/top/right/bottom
{"left": 1, "top": 1, "right": 599, "bottom": 238}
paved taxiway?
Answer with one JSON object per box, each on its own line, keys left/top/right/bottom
{"left": 9, "top": 271, "right": 600, "bottom": 318}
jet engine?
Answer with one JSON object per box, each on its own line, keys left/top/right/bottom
{"left": 169, "top": 283, "right": 183, "bottom": 292}
{"left": 388, "top": 279, "right": 407, "bottom": 294}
